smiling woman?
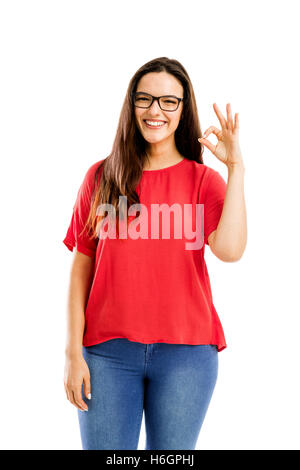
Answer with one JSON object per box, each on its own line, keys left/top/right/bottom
{"left": 134, "top": 71, "right": 185, "bottom": 169}
{"left": 62, "top": 56, "right": 246, "bottom": 451}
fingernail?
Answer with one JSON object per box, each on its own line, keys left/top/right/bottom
{"left": 87, "top": 393, "right": 91, "bottom": 400}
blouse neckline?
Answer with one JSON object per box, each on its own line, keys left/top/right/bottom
{"left": 142, "top": 157, "right": 188, "bottom": 174}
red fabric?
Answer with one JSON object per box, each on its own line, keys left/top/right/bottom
{"left": 63, "top": 157, "right": 228, "bottom": 352}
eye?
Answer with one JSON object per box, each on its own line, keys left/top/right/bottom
{"left": 161, "top": 98, "right": 177, "bottom": 104}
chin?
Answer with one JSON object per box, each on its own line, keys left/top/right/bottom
{"left": 144, "top": 135, "right": 169, "bottom": 144}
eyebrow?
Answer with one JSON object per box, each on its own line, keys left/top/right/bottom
{"left": 136, "top": 91, "right": 183, "bottom": 98}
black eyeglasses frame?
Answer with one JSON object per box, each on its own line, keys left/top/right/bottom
{"left": 132, "top": 92, "right": 184, "bottom": 112}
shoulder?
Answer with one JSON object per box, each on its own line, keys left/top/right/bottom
{"left": 202, "top": 165, "right": 227, "bottom": 199}
{"left": 85, "top": 157, "right": 106, "bottom": 178}
{"left": 82, "top": 158, "right": 106, "bottom": 188}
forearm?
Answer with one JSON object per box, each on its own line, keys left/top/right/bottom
{"left": 65, "top": 255, "right": 94, "bottom": 358}
{"left": 212, "top": 163, "right": 247, "bottom": 261}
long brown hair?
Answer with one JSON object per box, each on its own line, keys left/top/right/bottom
{"left": 81, "top": 56, "right": 205, "bottom": 242}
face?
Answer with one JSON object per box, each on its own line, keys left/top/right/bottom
{"left": 134, "top": 72, "right": 184, "bottom": 145}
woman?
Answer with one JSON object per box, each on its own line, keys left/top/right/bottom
{"left": 63, "top": 57, "right": 247, "bottom": 450}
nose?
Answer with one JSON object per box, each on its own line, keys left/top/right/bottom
{"left": 148, "top": 99, "right": 162, "bottom": 115}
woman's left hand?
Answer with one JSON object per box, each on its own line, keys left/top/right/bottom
{"left": 198, "top": 103, "right": 244, "bottom": 169}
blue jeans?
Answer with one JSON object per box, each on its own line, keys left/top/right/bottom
{"left": 78, "top": 338, "right": 218, "bottom": 450}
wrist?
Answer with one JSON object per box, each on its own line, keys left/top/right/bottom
{"left": 226, "top": 161, "right": 245, "bottom": 173}
{"left": 65, "top": 345, "right": 83, "bottom": 359}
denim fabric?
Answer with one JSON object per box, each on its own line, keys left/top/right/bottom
{"left": 78, "top": 338, "right": 218, "bottom": 450}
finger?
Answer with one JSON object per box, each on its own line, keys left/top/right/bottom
{"left": 73, "top": 388, "right": 88, "bottom": 411}
{"left": 71, "top": 389, "right": 86, "bottom": 411}
{"left": 67, "top": 385, "right": 77, "bottom": 406}
{"left": 64, "top": 382, "right": 71, "bottom": 402}
{"left": 68, "top": 387, "right": 77, "bottom": 407}
{"left": 234, "top": 113, "right": 239, "bottom": 131}
{"left": 199, "top": 126, "right": 222, "bottom": 140}
{"left": 226, "top": 103, "right": 233, "bottom": 130}
{"left": 83, "top": 375, "right": 91, "bottom": 400}
{"left": 66, "top": 383, "right": 84, "bottom": 410}
{"left": 198, "top": 137, "right": 216, "bottom": 154}
{"left": 71, "top": 390, "right": 84, "bottom": 411}
{"left": 213, "top": 103, "right": 227, "bottom": 129}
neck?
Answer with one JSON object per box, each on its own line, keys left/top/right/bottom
{"left": 145, "top": 138, "right": 183, "bottom": 167}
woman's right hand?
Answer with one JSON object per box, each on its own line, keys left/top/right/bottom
{"left": 64, "top": 353, "right": 91, "bottom": 411}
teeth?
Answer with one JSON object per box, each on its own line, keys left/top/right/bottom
{"left": 145, "top": 120, "right": 165, "bottom": 127}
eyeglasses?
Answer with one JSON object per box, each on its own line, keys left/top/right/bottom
{"left": 133, "top": 92, "right": 184, "bottom": 112}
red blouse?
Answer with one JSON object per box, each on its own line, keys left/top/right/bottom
{"left": 63, "top": 157, "right": 228, "bottom": 352}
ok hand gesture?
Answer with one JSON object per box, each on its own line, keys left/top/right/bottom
{"left": 198, "top": 103, "right": 244, "bottom": 169}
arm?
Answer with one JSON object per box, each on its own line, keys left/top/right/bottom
{"left": 208, "top": 163, "right": 247, "bottom": 262}
{"left": 65, "top": 250, "right": 94, "bottom": 357}
{"left": 199, "top": 103, "right": 247, "bottom": 262}
{"left": 64, "top": 250, "right": 94, "bottom": 411}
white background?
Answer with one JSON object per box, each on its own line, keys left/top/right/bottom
{"left": 1, "top": 0, "right": 299, "bottom": 450}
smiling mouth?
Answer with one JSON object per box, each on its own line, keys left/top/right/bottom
{"left": 143, "top": 120, "right": 167, "bottom": 129}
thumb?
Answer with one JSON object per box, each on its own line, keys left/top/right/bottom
{"left": 83, "top": 374, "right": 91, "bottom": 400}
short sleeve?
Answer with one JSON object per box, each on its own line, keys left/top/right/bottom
{"left": 63, "top": 162, "right": 101, "bottom": 258}
{"left": 204, "top": 169, "right": 227, "bottom": 246}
